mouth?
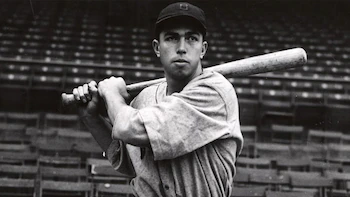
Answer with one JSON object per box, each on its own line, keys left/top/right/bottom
{"left": 173, "top": 59, "right": 189, "bottom": 65}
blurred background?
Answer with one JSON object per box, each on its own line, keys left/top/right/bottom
{"left": 0, "top": 0, "right": 350, "bottom": 196}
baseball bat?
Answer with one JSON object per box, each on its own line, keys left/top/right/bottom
{"left": 61, "top": 47, "right": 307, "bottom": 106}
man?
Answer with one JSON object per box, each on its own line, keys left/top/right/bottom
{"left": 72, "top": 2, "right": 243, "bottom": 197}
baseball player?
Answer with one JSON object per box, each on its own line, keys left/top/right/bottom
{"left": 72, "top": 2, "right": 243, "bottom": 197}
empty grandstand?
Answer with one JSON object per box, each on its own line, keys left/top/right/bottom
{"left": 0, "top": 0, "right": 350, "bottom": 196}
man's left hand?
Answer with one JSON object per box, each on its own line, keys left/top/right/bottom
{"left": 98, "top": 77, "right": 130, "bottom": 103}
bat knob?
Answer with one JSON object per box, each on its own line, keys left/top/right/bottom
{"left": 61, "top": 93, "right": 76, "bottom": 106}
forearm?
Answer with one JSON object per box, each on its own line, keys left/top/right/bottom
{"left": 105, "top": 97, "right": 150, "bottom": 147}
{"left": 80, "top": 114, "right": 115, "bottom": 151}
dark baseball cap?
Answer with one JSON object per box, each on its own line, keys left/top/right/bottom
{"left": 155, "top": 2, "right": 207, "bottom": 37}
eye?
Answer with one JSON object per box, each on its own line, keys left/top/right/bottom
{"left": 165, "top": 36, "right": 177, "bottom": 41}
{"left": 188, "top": 35, "right": 199, "bottom": 42}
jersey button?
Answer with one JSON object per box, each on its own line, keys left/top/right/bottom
{"left": 164, "top": 184, "right": 170, "bottom": 190}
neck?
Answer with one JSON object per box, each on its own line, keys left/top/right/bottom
{"left": 165, "top": 67, "right": 203, "bottom": 95}
{"left": 166, "top": 78, "right": 188, "bottom": 95}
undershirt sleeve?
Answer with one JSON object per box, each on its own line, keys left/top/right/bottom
{"left": 106, "top": 140, "right": 136, "bottom": 177}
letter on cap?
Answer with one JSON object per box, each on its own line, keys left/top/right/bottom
{"left": 179, "top": 3, "right": 189, "bottom": 10}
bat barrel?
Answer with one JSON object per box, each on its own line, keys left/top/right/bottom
{"left": 206, "top": 47, "right": 307, "bottom": 76}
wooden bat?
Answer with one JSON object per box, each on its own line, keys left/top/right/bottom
{"left": 61, "top": 47, "right": 307, "bottom": 106}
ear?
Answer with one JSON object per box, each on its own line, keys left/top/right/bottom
{"left": 152, "top": 39, "right": 160, "bottom": 57}
{"left": 200, "top": 41, "right": 208, "bottom": 59}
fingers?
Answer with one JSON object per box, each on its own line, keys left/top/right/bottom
{"left": 88, "top": 81, "right": 98, "bottom": 93}
{"left": 77, "top": 86, "right": 85, "bottom": 103}
{"left": 88, "top": 81, "right": 99, "bottom": 102}
{"left": 72, "top": 80, "right": 98, "bottom": 103}
{"left": 73, "top": 88, "right": 80, "bottom": 101}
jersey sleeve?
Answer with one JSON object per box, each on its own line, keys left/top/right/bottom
{"left": 138, "top": 78, "right": 242, "bottom": 161}
{"left": 106, "top": 140, "right": 136, "bottom": 177}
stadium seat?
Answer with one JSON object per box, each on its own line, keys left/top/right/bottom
{"left": 0, "top": 178, "right": 34, "bottom": 197}
{"left": 95, "top": 183, "right": 134, "bottom": 197}
{"left": 236, "top": 88, "right": 259, "bottom": 126}
{"left": 33, "top": 65, "right": 63, "bottom": 76}
{"left": 40, "top": 180, "right": 93, "bottom": 197}
{"left": 64, "top": 75, "right": 95, "bottom": 89}
{"left": 0, "top": 143, "right": 31, "bottom": 152}
{"left": 38, "top": 155, "right": 82, "bottom": 168}
{"left": 307, "top": 129, "right": 342, "bottom": 145}
{"left": 265, "top": 190, "right": 314, "bottom": 197}
{"left": 231, "top": 186, "right": 267, "bottom": 197}
{"left": 233, "top": 170, "right": 250, "bottom": 186}
{"left": 289, "top": 144, "right": 328, "bottom": 162}
{"left": 32, "top": 75, "right": 62, "bottom": 89}
{"left": 328, "top": 188, "right": 350, "bottom": 197}
{"left": 275, "top": 157, "right": 310, "bottom": 172}
{"left": 40, "top": 166, "right": 87, "bottom": 182}
{"left": 315, "top": 83, "right": 345, "bottom": 94}
{"left": 325, "top": 94, "right": 350, "bottom": 132}
{"left": 324, "top": 171, "right": 350, "bottom": 191}
{"left": 86, "top": 158, "right": 131, "bottom": 184}
{"left": 0, "top": 112, "right": 6, "bottom": 123}
{"left": 250, "top": 172, "right": 289, "bottom": 191}
{"left": 283, "top": 171, "right": 333, "bottom": 197}
{"left": 326, "top": 144, "right": 350, "bottom": 165}
{"left": 341, "top": 133, "right": 350, "bottom": 145}
{"left": 6, "top": 112, "right": 40, "bottom": 128}
{"left": 228, "top": 77, "right": 252, "bottom": 89}
{"left": 236, "top": 157, "right": 272, "bottom": 169}
{"left": 44, "top": 113, "right": 81, "bottom": 129}
{"left": 254, "top": 143, "right": 291, "bottom": 159}
{"left": 261, "top": 124, "right": 304, "bottom": 144}
{"left": 0, "top": 151, "right": 38, "bottom": 165}
{"left": 236, "top": 87, "right": 259, "bottom": 102}
{"left": 66, "top": 67, "right": 97, "bottom": 78}
{"left": 251, "top": 78, "right": 283, "bottom": 91}
{"left": 48, "top": 127, "right": 94, "bottom": 144}
{"left": 292, "top": 91, "right": 325, "bottom": 130}
{"left": 237, "top": 167, "right": 278, "bottom": 177}
{"left": 284, "top": 81, "right": 314, "bottom": 93}
{"left": 73, "top": 141, "right": 104, "bottom": 161}
{"left": 259, "top": 90, "right": 294, "bottom": 126}
{"left": 0, "top": 123, "right": 29, "bottom": 144}
{"left": 240, "top": 126, "right": 257, "bottom": 157}
{"left": 0, "top": 74, "right": 29, "bottom": 111}
{"left": 241, "top": 125, "right": 257, "bottom": 144}
{"left": 0, "top": 164, "right": 38, "bottom": 179}
{"left": 34, "top": 137, "right": 75, "bottom": 157}
{"left": 308, "top": 160, "right": 343, "bottom": 174}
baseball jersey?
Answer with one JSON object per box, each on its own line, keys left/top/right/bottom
{"left": 106, "top": 70, "right": 243, "bottom": 197}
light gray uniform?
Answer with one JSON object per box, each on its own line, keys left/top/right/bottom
{"left": 107, "top": 71, "right": 243, "bottom": 197}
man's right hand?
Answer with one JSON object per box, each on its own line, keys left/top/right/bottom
{"left": 72, "top": 80, "right": 101, "bottom": 117}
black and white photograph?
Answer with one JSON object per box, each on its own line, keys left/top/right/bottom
{"left": 0, "top": 0, "right": 349, "bottom": 196}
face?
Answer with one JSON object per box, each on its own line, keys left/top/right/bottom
{"left": 153, "top": 23, "right": 208, "bottom": 82}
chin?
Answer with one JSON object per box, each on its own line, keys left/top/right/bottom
{"left": 170, "top": 72, "right": 190, "bottom": 80}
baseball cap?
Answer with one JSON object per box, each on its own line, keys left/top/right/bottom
{"left": 155, "top": 2, "right": 207, "bottom": 37}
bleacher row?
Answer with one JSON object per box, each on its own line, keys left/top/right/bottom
{"left": 0, "top": 112, "right": 135, "bottom": 197}
{"left": 235, "top": 126, "right": 350, "bottom": 197}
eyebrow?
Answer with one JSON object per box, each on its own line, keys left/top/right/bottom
{"left": 163, "top": 31, "right": 200, "bottom": 37}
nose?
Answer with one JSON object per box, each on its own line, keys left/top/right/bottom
{"left": 177, "top": 37, "right": 186, "bottom": 54}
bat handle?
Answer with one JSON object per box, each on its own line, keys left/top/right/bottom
{"left": 61, "top": 78, "right": 166, "bottom": 106}
{"left": 61, "top": 93, "right": 76, "bottom": 106}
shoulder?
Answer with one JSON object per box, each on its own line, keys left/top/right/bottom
{"left": 130, "top": 82, "right": 165, "bottom": 108}
{"left": 186, "top": 71, "right": 236, "bottom": 98}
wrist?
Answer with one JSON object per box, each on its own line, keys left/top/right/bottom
{"left": 79, "top": 112, "right": 100, "bottom": 121}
